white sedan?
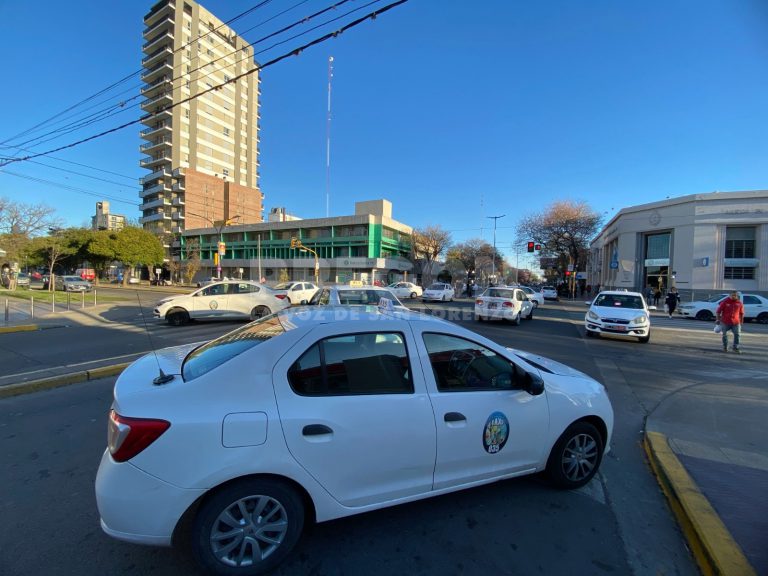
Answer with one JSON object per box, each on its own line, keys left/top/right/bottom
{"left": 96, "top": 305, "right": 613, "bottom": 576}
{"left": 387, "top": 281, "right": 423, "bottom": 299}
{"left": 153, "top": 280, "right": 290, "bottom": 325}
{"left": 541, "top": 286, "right": 559, "bottom": 301}
{"left": 584, "top": 290, "right": 652, "bottom": 343}
{"left": 422, "top": 282, "right": 455, "bottom": 302}
{"left": 678, "top": 293, "right": 768, "bottom": 323}
{"left": 519, "top": 286, "right": 544, "bottom": 308}
{"left": 272, "top": 281, "right": 318, "bottom": 305}
{"left": 475, "top": 286, "right": 535, "bottom": 324}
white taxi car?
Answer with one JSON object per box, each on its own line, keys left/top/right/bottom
{"left": 519, "top": 286, "right": 544, "bottom": 308}
{"left": 475, "top": 286, "right": 534, "bottom": 324}
{"left": 271, "top": 281, "right": 318, "bottom": 304}
{"left": 422, "top": 282, "right": 455, "bottom": 302}
{"left": 154, "top": 280, "right": 290, "bottom": 326}
{"left": 387, "top": 281, "right": 423, "bottom": 299}
{"left": 584, "top": 290, "right": 652, "bottom": 343}
{"left": 96, "top": 305, "right": 613, "bottom": 576}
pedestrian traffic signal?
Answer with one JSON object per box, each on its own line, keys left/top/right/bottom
{"left": 527, "top": 241, "right": 535, "bottom": 253}
{"left": 534, "top": 244, "right": 542, "bottom": 251}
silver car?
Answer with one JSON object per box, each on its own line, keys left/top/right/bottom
{"left": 56, "top": 275, "right": 93, "bottom": 292}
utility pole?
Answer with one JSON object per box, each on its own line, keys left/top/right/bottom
{"left": 326, "top": 56, "right": 334, "bottom": 217}
{"left": 487, "top": 215, "right": 505, "bottom": 285}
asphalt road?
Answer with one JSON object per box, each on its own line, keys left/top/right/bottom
{"left": 3, "top": 298, "right": 766, "bottom": 575}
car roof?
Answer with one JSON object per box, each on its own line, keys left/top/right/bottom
{"left": 331, "top": 285, "right": 391, "bottom": 290}
{"left": 596, "top": 290, "right": 644, "bottom": 297}
{"left": 275, "top": 304, "right": 445, "bottom": 327}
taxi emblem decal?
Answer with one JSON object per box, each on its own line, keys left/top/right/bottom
{"left": 483, "top": 411, "right": 509, "bottom": 454}
{"left": 209, "top": 300, "right": 219, "bottom": 310}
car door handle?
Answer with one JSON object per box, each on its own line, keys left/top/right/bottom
{"left": 302, "top": 424, "right": 333, "bottom": 436}
{"left": 444, "top": 412, "right": 466, "bottom": 423}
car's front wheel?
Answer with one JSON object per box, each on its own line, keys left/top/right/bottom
{"left": 695, "top": 310, "right": 714, "bottom": 321}
{"left": 546, "top": 421, "right": 604, "bottom": 489}
{"left": 638, "top": 332, "right": 650, "bottom": 343}
{"left": 167, "top": 309, "right": 190, "bottom": 326}
{"left": 250, "top": 306, "right": 272, "bottom": 321}
{"left": 192, "top": 478, "right": 305, "bottom": 576}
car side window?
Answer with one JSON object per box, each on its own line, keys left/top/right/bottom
{"left": 288, "top": 332, "right": 413, "bottom": 396}
{"left": 422, "top": 333, "right": 521, "bottom": 392}
{"left": 743, "top": 296, "right": 758, "bottom": 305}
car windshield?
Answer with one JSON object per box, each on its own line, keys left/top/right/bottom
{"left": 485, "top": 288, "right": 515, "bottom": 299}
{"left": 63, "top": 276, "right": 82, "bottom": 282}
{"left": 543, "top": 286, "right": 555, "bottom": 291}
{"left": 182, "top": 315, "right": 286, "bottom": 381}
{"left": 706, "top": 294, "right": 728, "bottom": 303}
{"left": 594, "top": 294, "right": 644, "bottom": 309}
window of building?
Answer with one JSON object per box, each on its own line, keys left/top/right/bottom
{"left": 224, "top": 74, "right": 230, "bottom": 82}
{"left": 288, "top": 333, "right": 412, "bottom": 396}
{"left": 645, "top": 232, "right": 670, "bottom": 259}
{"left": 724, "top": 267, "right": 755, "bottom": 280}
{"left": 223, "top": 168, "right": 229, "bottom": 176}
{"left": 725, "top": 227, "right": 755, "bottom": 258}
{"left": 223, "top": 127, "right": 230, "bottom": 136}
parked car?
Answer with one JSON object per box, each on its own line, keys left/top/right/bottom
{"left": 387, "top": 281, "right": 423, "bottom": 299}
{"left": 272, "top": 281, "right": 318, "bottom": 304}
{"left": 474, "top": 286, "right": 535, "bottom": 324}
{"left": 154, "top": 280, "right": 290, "bottom": 326}
{"left": 96, "top": 305, "right": 614, "bottom": 576}
{"left": 15, "top": 272, "right": 31, "bottom": 288}
{"left": 422, "top": 282, "right": 455, "bottom": 302}
{"left": 75, "top": 268, "right": 96, "bottom": 281}
{"left": 50, "top": 275, "right": 93, "bottom": 292}
{"left": 519, "top": 286, "right": 544, "bottom": 308}
{"left": 678, "top": 293, "right": 768, "bottom": 323}
{"left": 584, "top": 290, "right": 652, "bottom": 343}
{"left": 308, "top": 285, "right": 406, "bottom": 308}
{"left": 541, "top": 286, "right": 559, "bottom": 301}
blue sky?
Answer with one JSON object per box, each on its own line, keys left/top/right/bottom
{"left": 1, "top": 0, "right": 767, "bottom": 266}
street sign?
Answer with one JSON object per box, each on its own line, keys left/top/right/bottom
{"left": 217, "top": 242, "right": 226, "bottom": 256}
{"left": 610, "top": 261, "right": 618, "bottom": 269}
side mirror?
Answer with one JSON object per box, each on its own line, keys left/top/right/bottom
{"left": 524, "top": 372, "right": 545, "bottom": 396}
{"left": 584, "top": 300, "right": 592, "bottom": 306}
{"left": 647, "top": 305, "right": 657, "bottom": 311}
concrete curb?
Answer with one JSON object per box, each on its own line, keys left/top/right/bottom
{"left": 0, "top": 363, "right": 130, "bottom": 399}
{"left": 0, "top": 324, "right": 38, "bottom": 334}
{"left": 643, "top": 431, "right": 756, "bottom": 576}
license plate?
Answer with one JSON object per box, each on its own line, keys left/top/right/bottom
{"left": 607, "top": 324, "right": 626, "bottom": 332}
{"left": 488, "top": 303, "right": 498, "bottom": 309}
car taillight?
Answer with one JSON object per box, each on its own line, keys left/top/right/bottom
{"left": 502, "top": 301, "right": 513, "bottom": 308}
{"left": 476, "top": 299, "right": 483, "bottom": 305}
{"left": 275, "top": 294, "right": 286, "bottom": 299}
{"left": 108, "top": 410, "right": 170, "bottom": 463}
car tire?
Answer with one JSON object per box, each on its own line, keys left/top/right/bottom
{"left": 167, "top": 309, "right": 190, "bottom": 326}
{"left": 191, "top": 478, "right": 305, "bottom": 576}
{"left": 585, "top": 329, "right": 596, "bottom": 338}
{"left": 638, "top": 333, "right": 650, "bottom": 343}
{"left": 513, "top": 313, "right": 522, "bottom": 326}
{"left": 250, "top": 306, "right": 272, "bottom": 321}
{"left": 546, "top": 421, "right": 604, "bottom": 489}
{"left": 756, "top": 312, "right": 768, "bottom": 325}
{"left": 695, "top": 310, "right": 714, "bottom": 321}
{"left": 532, "top": 301, "right": 539, "bottom": 308}
{"left": 475, "top": 314, "right": 484, "bottom": 322}
{"left": 410, "top": 292, "right": 417, "bottom": 299}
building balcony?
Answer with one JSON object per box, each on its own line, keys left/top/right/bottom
{"left": 141, "top": 92, "right": 173, "bottom": 112}
{"left": 172, "top": 167, "right": 185, "bottom": 177}
{"left": 139, "top": 137, "right": 172, "bottom": 154}
{"left": 171, "top": 225, "right": 183, "bottom": 234}
{"left": 140, "top": 212, "right": 172, "bottom": 225}
{"left": 142, "top": 45, "right": 173, "bottom": 68}
{"left": 171, "top": 211, "right": 185, "bottom": 220}
{"left": 172, "top": 182, "right": 185, "bottom": 192}
{"left": 143, "top": 0, "right": 174, "bottom": 28}
{"left": 140, "top": 108, "right": 172, "bottom": 126}
{"left": 172, "top": 197, "right": 185, "bottom": 206}
{"left": 139, "top": 168, "right": 171, "bottom": 186}
{"left": 139, "top": 122, "right": 171, "bottom": 139}
{"left": 140, "top": 181, "right": 171, "bottom": 198}
{"left": 141, "top": 61, "right": 173, "bottom": 84}
{"left": 140, "top": 197, "right": 171, "bottom": 211}
{"left": 143, "top": 18, "right": 174, "bottom": 44}
{"left": 140, "top": 153, "right": 172, "bottom": 169}
{"left": 141, "top": 77, "right": 172, "bottom": 99}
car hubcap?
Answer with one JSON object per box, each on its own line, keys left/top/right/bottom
{"left": 561, "top": 433, "right": 598, "bottom": 481}
{"left": 210, "top": 495, "right": 288, "bottom": 567}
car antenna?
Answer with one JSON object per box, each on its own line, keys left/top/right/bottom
{"left": 135, "top": 292, "right": 174, "bottom": 385}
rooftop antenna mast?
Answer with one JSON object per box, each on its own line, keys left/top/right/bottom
{"left": 325, "top": 56, "right": 334, "bottom": 218}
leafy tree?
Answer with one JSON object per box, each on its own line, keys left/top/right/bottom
{"left": 278, "top": 268, "right": 290, "bottom": 282}
{"left": 446, "top": 238, "right": 502, "bottom": 281}
{"left": 182, "top": 238, "right": 201, "bottom": 285}
{"left": 113, "top": 226, "right": 164, "bottom": 285}
{"left": 411, "top": 225, "right": 452, "bottom": 286}
{"left": 88, "top": 230, "right": 119, "bottom": 282}
{"left": 517, "top": 200, "right": 602, "bottom": 294}
{"left": 27, "top": 230, "right": 79, "bottom": 291}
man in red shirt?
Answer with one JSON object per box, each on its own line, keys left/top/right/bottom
{"left": 716, "top": 291, "right": 745, "bottom": 353}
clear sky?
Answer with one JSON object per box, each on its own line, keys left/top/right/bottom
{"left": 1, "top": 0, "right": 767, "bottom": 266}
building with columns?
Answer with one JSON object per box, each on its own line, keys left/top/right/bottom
{"left": 587, "top": 190, "right": 768, "bottom": 297}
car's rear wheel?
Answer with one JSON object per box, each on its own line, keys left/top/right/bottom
{"left": 167, "top": 309, "right": 190, "bottom": 326}
{"left": 546, "top": 421, "right": 604, "bottom": 489}
{"left": 410, "top": 292, "right": 417, "bottom": 299}
{"left": 192, "top": 478, "right": 304, "bottom": 576}
{"left": 695, "top": 310, "right": 714, "bottom": 321}
{"left": 756, "top": 312, "right": 768, "bottom": 325}
{"left": 250, "top": 306, "right": 272, "bottom": 321}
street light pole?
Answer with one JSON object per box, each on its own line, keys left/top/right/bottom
{"left": 487, "top": 215, "right": 505, "bottom": 285}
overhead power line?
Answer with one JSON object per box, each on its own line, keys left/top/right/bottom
{"left": 0, "top": 0, "right": 408, "bottom": 169}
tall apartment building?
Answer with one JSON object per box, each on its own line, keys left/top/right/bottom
{"left": 139, "top": 0, "right": 263, "bottom": 244}
{"left": 92, "top": 201, "right": 126, "bottom": 231}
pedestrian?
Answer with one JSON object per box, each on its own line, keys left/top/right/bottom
{"left": 716, "top": 291, "right": 744, "bottom": 354}
{"left": 646, "top": 286, "right": 654, "bottom": 302}
{"left": 665, "top": 287, "right": 680, "bottom": 318}
{"left": 653, "top": 288, "right": 661, "bottom": 307}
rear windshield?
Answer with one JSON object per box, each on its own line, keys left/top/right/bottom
{"left": 182, "top": 315, "right": 286, "bottom": 381}
{"left": 485, "top": 289, "right": 514, "bottom": 299}
{"left": 427, "top": 284, "right": 445, "bottom": 290}
{"left": 337, "top": 289, "right": 401, "bottom": 306}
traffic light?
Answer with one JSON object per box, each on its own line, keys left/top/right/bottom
{"left": 527, "top": 241, "right": 535, "bottom": 253}
{"left": 534, "top": 244, "right": 542, "bottom": 251}
{"left": 565, "top": 270, "right": 571, "bottom": 276}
